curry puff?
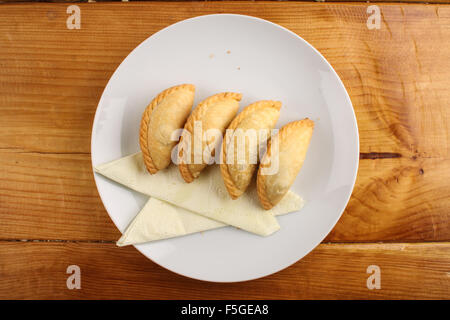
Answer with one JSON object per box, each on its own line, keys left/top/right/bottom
{"left": 221, "top": 100, "right": 281, "bottom": 199}
{"left": 178, "top": 92, "right": 242, "bottom": 183}
{"left": 257, "top": 119, "right": 314, "bottom": 210}
{"left": 139, "top": 84, "right": 195, "bottom": 174}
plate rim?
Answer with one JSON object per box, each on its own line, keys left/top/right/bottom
{"left": 90, "top": 13, "right": 360, "bottom": 283}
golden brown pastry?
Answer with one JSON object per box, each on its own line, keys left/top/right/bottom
{"left": 220, "top": 101, "right": 281, "bottom": 199}
{"left": 257, "top": 119, "right": 314, "bottom": 210}
{"left": 139, "top": 84, "right": 195, "bottom": 174}
{"left": 178, "top": 92, "right": 242, "bottom": 182}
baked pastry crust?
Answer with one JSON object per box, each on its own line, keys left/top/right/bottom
{"left": 220, "top": 101, "right": 281, "bottom": 199}
{"left": 257, "top": 119, "right": 314, "bottom": 210}
{"left": 178, "top": 92, "right": 242, "bottom": 182}
{"left": 139, "top": 84, "right": 195, "bottom": 174}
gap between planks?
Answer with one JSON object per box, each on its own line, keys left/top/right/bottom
{"left": 0, "top": 148, "right": 420, "bottom": 160}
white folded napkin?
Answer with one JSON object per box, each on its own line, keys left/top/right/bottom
{"left": 117, "top": 197, "right": 223, "bottom": 246}
{"left": 95, "top": 152, "right": 304, "bottom": 237}
{"left": 117, "top": 192, "right": 304, "bottom": 246}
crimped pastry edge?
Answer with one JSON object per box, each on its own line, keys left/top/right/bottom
{"left": 256, "top": 118, "right": 314, "bottom": 210}
{"left": 178, "top": 92, "right": 242, "bottom": 183}
{"left": 220, "top": 100, "right": 282, "bottom": 199}
{"left": 139, "top": 84, "right": 195, "bottom": 174}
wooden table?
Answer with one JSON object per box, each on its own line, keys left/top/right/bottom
{"left": 0, "top": 1, "right": 449, "bottom": 299}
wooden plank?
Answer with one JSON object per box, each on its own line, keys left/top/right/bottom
{"left": 0, "top": 2, "right": 449, "bottom": 157}
{"left": 0, "top": 152, "right": 120, "bottom": 240}
{"left": 2, "top": 1, "right": 450, "bottom": 5}
{"left": 0, "top": 241, "right": 448, "bottom": 299}
{"left": 326, "top": 0, "right": 450, "bottom": 3}
{"left": 1, "top": 152, "right": 449, "bottom": 241}
{"left": 326, "top": 157, "right": 450, "bottom": 241}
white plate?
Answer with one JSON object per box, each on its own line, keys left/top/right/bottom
{"left": 91, "top": 14, "right": 359, "bottom": 282}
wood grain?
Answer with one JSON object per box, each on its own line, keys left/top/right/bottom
{"left": 2, "top": 1, "right": 450, "bottom": 4}
{"left": 0, "top": 2, "right": 449, "bottom": 241}
{"left": 0, "top": 241, "right": 448, "bottom": 299}
{"left": 0, "top": 2, "right": 449, "bottom": 156}
{"left": 1, "top": 152, "right": 449, "bottom": 241}
{"left": 0, "top": 152, "right": 120, "bottom": 240}
{"left": 326, "top": 158, "right": 450, "bottom": 241}
{"left": 0, "top": 2, "right": 449, "bottom": 299}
